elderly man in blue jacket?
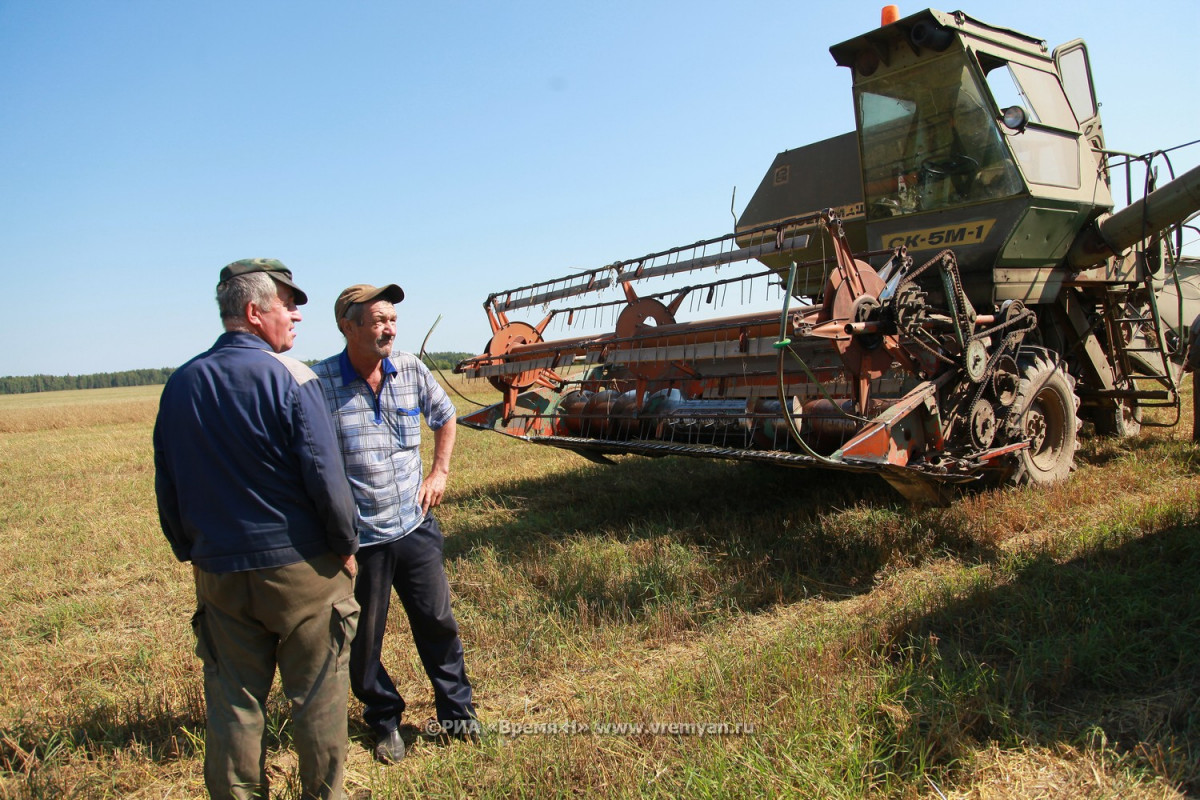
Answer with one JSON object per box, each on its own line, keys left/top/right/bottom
{"left": 154, "top": 259, "right": 360, "bottom": 800}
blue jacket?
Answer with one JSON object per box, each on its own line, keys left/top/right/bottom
{"left": 154, "top": 331, "right": 358, "bottom": 573}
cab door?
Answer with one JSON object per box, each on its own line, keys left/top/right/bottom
{"left": 1054, "top": 40, "right": 1104, "bottom": 154}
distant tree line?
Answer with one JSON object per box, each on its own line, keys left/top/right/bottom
{"left": 421, "top": 352, "right": 474, "bottom": 371}
{"left": 0, "top": 368, "right": 177, "bottom": 395}
{"left": 0, "top": 353, "right": 475, "bottom": 395}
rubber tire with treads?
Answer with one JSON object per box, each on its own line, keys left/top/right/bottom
{"left": 1092, "top": 393, "right": 1143, "bottom": 438}
{"left": 1007, "top": 350, "right": 1081, "bottom": 487}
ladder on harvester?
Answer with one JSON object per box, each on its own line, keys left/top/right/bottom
{"left": 1096, "top": 273, "right": 1181, "bottom": 426}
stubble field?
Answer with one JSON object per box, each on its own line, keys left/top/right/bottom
{"left": 0, "top": 378, "right": 1197, "bottom": 798}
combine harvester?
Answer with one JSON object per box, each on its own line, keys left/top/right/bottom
{"left": 455, "top": 7, "right": 1200, "bottom": 503}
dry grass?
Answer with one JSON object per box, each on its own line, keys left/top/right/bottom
{"left": 931, "top": 740, "right": 1183, "bottom": 799}
{"left": 0, "top": 386, "right": 163, "bottom": 433}
{"left": 1, "top": 378, "right": 1197, "bottom": 798}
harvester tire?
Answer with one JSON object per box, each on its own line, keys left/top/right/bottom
{"left": 1008, "top": 351, "right": 1081, "bottom": 487}
{"left": 1092, "top": 393, "right": 1143, "bottom": 438}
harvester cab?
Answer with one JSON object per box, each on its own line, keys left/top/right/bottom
{"left": 455, "top": 8, "right": 1200, "bottom": 502}
{"left": 831, "top": 8, "right": 1107, "bottom": 291}
{"left": 735, "top": 11, "right": 1110, "bottom": 298}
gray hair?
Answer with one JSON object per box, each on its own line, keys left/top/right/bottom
{"left": 338, "top": 298, "right": 397, "bottom": 339}
{"left": 342, "top": 301, "right": 369, "bottom": 327}
{"left": 217, "top": 272, "right": 278, "bottom": 330}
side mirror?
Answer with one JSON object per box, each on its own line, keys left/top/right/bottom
{"left": 1001, "top": 105, "right": 1028, "bottom": 132}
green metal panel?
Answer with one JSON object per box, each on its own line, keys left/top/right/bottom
{"left": 735, "top": 132, "right": 866, "bottom": 286}
{"left": 1000, "top": 205, "right": 1087, "bottom": 264}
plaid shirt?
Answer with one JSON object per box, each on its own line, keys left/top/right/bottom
{"left": 312, "top": 350, "right": 456, "bottom": 547}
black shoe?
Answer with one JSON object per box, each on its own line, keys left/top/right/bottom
{"left": 373, "top": 728, "right": 406, "bottom": 764}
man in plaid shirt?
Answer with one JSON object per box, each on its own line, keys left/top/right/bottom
{"left": 313, "top": 283, "right": 476, "bottom": 764}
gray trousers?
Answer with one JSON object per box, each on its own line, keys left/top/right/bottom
{"left": 192, "top": 553, "right": 359, "bottom": 800}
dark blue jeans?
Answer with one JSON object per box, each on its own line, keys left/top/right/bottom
{"left": 350, "top": 513, "right": 475, "bottom": 737}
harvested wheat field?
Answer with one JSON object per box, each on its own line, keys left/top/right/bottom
{"left": 1, "top": 380, "right": 1197, "bottom": 798}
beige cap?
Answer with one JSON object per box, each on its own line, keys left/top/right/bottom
{"left": 334, "top": 283, "right": 405, "bottom": 326}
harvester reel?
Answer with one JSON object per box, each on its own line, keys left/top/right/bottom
{"left": 484, "top": 321, "right": 545, "bottom": 392}
{"left": 616, "top": 297, "right": 676, "bottom": 339}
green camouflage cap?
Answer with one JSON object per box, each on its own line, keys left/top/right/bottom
{"left": 218, "top": 258, "right": 309, "bottom": 305}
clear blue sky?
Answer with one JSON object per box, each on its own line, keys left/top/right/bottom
{"left": 1, "top": 0, "right": 1197, "bottom": 376}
